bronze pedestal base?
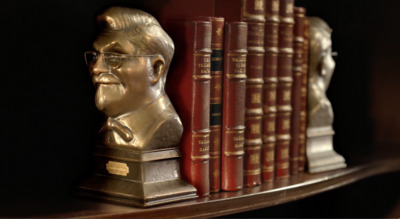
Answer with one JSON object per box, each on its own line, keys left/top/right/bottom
{"left": 306, "top": 126, "right": 346, "bottom": 173}
{"left": 77, "top": 146, "right": 197, "bottom": 207}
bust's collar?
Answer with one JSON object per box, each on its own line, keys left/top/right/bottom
{"left": 114, "top": 92, "right": 170, "bottom": 123}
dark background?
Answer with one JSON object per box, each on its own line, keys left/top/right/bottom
{"left": 2, "top": 0, "right": 400, "bottom": 217}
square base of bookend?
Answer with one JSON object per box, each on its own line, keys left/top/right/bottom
{"left": 306, "top": 126, "right": 347, "bottom": 173}
{"left": 77, "top": 147, "right": 197, "bottom": 207}
{"left": 77, "top": 175, "right": 198, "bottom": 207}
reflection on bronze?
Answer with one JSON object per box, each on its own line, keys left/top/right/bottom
{"left": 77, "top": 7, "right": 197, "bottom": 207}
{"left": 306, "top": 17, "right": 346, "bottom": 173}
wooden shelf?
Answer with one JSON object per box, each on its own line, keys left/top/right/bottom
{"left": 27, "top": 155, "right": 399, "bottom": 218}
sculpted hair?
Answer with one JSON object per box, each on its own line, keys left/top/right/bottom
{"left": 97, "top": 7, "right": 174, "bottom": 83}
{"left": 308, "top": 17, "right": 332, "bottom": 77}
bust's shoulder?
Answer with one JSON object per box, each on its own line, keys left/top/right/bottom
{"left": 145, "top": 111, "right": 183, "bottom": 149}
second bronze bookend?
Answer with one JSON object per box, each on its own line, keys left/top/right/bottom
{"left": 306, "top": 17, "right": 346, "bottom": 173}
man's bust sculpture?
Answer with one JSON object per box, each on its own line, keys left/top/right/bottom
{"left": 79, "top": 7, "right": 196, "bottom": 207}
{"left": 84, "top": 7, "right": 182, "bottom": 150}
{"left": 308, "top": 17, "right": 335, "bottom": 128}
{"left": 306, "top": 17, "right": 346, "bottom": 173}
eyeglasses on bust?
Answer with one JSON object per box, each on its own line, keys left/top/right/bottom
{"left": 84, "top": 51, "right": 159, "bottom": 70}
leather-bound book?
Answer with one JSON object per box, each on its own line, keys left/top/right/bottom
{"left": 221, "top": 22, "right": 248, "bottom": 191}
{"left": 290, "top": 7, "right": 306, "bottom": 175}
{"left": 262, "top": 0, "right": 279, "bottom": 182}
{"left": 275, "top": 0, "right": 294, "bottom": 179}
{"left": 166, "top": 21, "right": 212, "bottom": 196}
{"left": 299, "top": 17, "right": 309, "bottom": 172}
{"left": 198, "top": 16, "right": 225, "bottom": 193}
{"left": 241, "top": 0, "right": 266, "bottom": 187}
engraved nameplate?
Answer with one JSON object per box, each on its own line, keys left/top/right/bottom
{"left": 106, "top": 161, "right": 129, "bottom": 176}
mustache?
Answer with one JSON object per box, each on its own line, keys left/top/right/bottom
{"left": 92, "top": 73, "right": 121, "bottom": 84}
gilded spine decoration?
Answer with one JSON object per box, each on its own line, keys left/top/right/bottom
{"left": 275, "top": 0, "right": 294, "bottom": 179}
{"left": 299, "top": 17, "right": 309, "bottom": 172}
{"left": 262, "top": 0, "right": 280, "bottom": 182}
{"left": 222, "top": 22, "right": 248, "bottom": 191}
{"left": 290, "top": 7, "right": 306, "bottom": 175}
{"left": 242, "top": 0, "right": 266, "bottom": 187}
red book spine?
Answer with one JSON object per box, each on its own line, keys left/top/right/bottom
{"left": 290, "top": 7, "right": 306, "bottom": 175}
{"left": 275, "top": 0, "right": 294, "bottom": 179}
{"left": 221, "top": 22, "right": 248, "bottom": 191}
{"left": 241, "top": 0, "right": 266, "bottom": 187}
{"left": 167, "top": 21, "right": 212, "bottom": 196}
{"left": 299, "top": 17, "right": 309, "bottom": 172}
{"left": 198, "top": 16, "right": 225, "bottom": 193}
{"left": 262, "top": 0, "right": 279, "bottom": 182}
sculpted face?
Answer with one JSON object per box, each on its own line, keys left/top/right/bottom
{"left": 88, "top": 31, "right": 162, "bottom": 117}
{"left": 319, "top": 37, "right": 335, "bottom": 90}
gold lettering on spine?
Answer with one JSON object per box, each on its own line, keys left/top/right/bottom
{"left": 286, "top": 3, "right": 294, "bottom": 14}
{"left": 200, "top": 56, "right": 211, "bottom": 74}
{"left": 272, "top": 0, "right": 279, "bottom": 12}
{"left": 281, "top": 148, "right": 289, "bottom": 159}
{"left": 266, "top": 151, "right": 274, "bottom": 162}
{"left": 269, "top": 90, "right": 276, "bottom": 101}
{"left": 268, "top": 121, "right": 275, "bottom": 132}
{"left": 250, "top": 153, "right": 260, "bottom": 164}
{"left": 252, "top": 93, "right": 262, "bottom": 104}
{"left": 251, "top": 123, "right": 261, "bottom": 134}
{"left": 255, "top": 0, "right": 264, "bottom": 10}
{"left": 194, "top": 54, "right": 211, "bottom": 79}
{"left": 234, "top": 134, "right": 244, "bottom": 148}
{"left": 106, "top": 161, "right": 129, "bottom": 176}
{"left": 231, "top": 55, "right": 247, "bottom": 75}
{"left": 213, "top": 169, "right": 220, "bottom": 177}
{"left": 200, "top": 146, "right": 210, "bottom": 152}
{"left": 283, "top": 90, "right": 291, "bottom": 101}
{"left": 282, "top": 119, "right": 290, "bottom": 130}
{"left": 198, "top": 136, "right": 210, "bottom": 153}
{"left": 216, "top": 28, "right": 222, "bottom": 36}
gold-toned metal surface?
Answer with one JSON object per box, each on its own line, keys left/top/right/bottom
{"left": 306, "top": 17, "right": 346, "bottom": 173}
{"left": 77, "top": 7, "right": 197, "bottom": 207}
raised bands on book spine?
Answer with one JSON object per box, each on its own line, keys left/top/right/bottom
{"left": 262, "top": 0, "right": 280, "bottom": 182}
{"left": 191, "top": 21, "right": 212, "bottom": 196}
{"left": 290, "top": 7, "right": 306, "bottom": 176}
{"left": 275, "top": 0, "right": 294, "bottom": 179}
{"left": 299, "top": 17, "right": 310, "bottom": 172}
{"left": 221, "top": 22, "right": 248, "bottom": 191}
{"left": 171, "top": 20, "right": 212, "bottom": 197}
{"left": 242, "top": 0, "right": 266, "bottom": 187}
{"left": 198, "top": 16, "right": 225, "bottom": 193}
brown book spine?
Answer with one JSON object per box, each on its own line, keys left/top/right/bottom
{"left": 241, "top": 0, "right": 265, "bottom": 187}
{"left": 299, "top": 17, "right": 309, "bottom": 172}
{"left": 221, "top": 22, "right": 248, "bottom": 191}
{"left": 275, "top": 0, "right": 294, "bottom": 179}
{"left": 198, "top": 16, "right": 225, "bottom": 193}
{"left": 169, "top": 21, "right": 212, "bottom": 196}
{"left": 290, "top": 7, "right": 306, "bottom": 175}
{"left": 262, "top": 0, "right": 279, "bottom": 182}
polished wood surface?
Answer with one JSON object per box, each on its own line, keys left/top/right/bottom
{"left": 23, "top": 153, "right": 397, "bottom": 218}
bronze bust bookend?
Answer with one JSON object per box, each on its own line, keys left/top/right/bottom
{"left": 77, "top": 7, "right": 197, "bottom": 207}
{"left": 306, "top": 17, "right": 346, "bottom": 173}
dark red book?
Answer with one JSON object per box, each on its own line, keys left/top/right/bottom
{"left": 242, "top": 0, "right": 266, "bottom": 187}
{"left": 275, "top": 0, "right": 294, "bottom": 179}
{"left": 198, "top": 16, "right": 225, "bottom": 193}
{"left": 299, "top": 16, "right": 309, "bottom": 172}
{"left": 262, "top": 0, "right": 280, "bottom": 182}
{"left": 166, "top": 21, "right": 212, "bottom": 196}
{"left": 290, "top": 7, "right": 306, "bottom": 175}
{"left": 221, "top": 22, "right": 248, "bottom": 191}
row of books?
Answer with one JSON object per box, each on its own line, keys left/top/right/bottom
{"left": 166, "top": 0, "right": 310, "bottom": 196}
